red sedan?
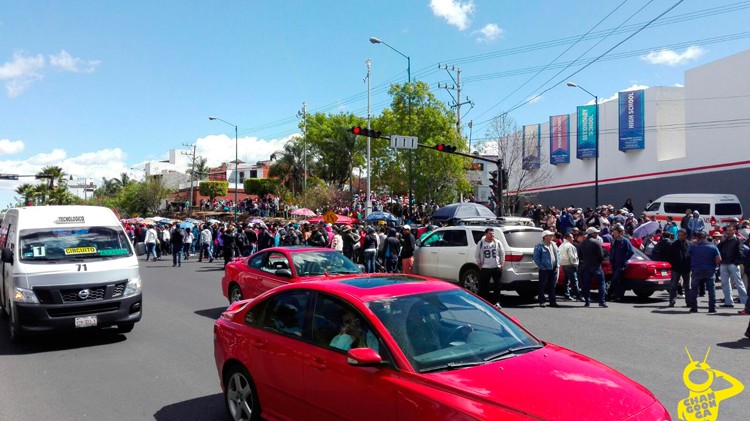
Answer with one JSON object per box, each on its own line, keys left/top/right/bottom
{"left": 221, "top": 247, "right": 362, "bottom": 303}
{"left": 214, "top": 275, "right": 671, "bottom": 420}
{"left": 557, "top": 243, "right": 671, "bottom": 299}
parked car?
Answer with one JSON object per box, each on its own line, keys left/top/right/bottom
{"left": 413, "top": 225, "right": 543, "bottom": 299}
{"left": 213, "top": 275, "right": 671, "bottom": 420}
{"left": 221, "top": 247, "right": 362, "bottom": 303}
{"left": 557, "top": 242, "right": 671, "bottom": 299}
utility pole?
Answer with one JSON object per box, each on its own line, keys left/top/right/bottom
{"left": 298, "top": 102, "right": 308, "bottom": 207}
{"left": 181, "top": 142, "right": 197, "bottom": 216}
{"left": 365, "top": 58, "right": 372, "bottom": 217}
{"left": 438, "top": 65, "right": 473, "bottom": 139}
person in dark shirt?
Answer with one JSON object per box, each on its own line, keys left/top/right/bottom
{"left": 717, "top": 225, "right": 747, "bottom": 308}
{"left": 170, "top": 224, "right": 184, "bottom": 267}
{"left": 609, "top": 225, "right": 635, "bottom": 301}
{"left": 579, "top": 227, "right": 607, "bottom": 308}
{"left": 384, "top": 229, "right": 401, "bottom": 273}
{"left": 667, "top": 229, "right": 691, "bottom": 307}
{"left": 399, "top": 225, "right": 416, "bottom": 274}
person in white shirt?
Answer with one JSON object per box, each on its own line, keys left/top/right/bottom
{"left": 144, "top": 225, "right": 158, "bottom": 261}
{"left": 474, "top": 228, "right": 506, "bottom": 308}
{"left": 558, "top": 232, "right": 581, "bottom": 300}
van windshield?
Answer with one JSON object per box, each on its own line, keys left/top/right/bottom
{"left": 19, "top": 226, "right": 133, "bottom": 262}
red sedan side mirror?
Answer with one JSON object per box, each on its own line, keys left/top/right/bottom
{"left": 347, "top": 348, "right": 382, "bottom": 366}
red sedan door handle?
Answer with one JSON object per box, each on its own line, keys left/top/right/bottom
{"left": 249, "top": 339, "right": 265, "bottom": 349}
{"left": 308, "top": 358, "right": 327, "bottom": 370}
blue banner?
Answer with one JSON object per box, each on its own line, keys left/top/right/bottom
{"left": 576, "top": 105, "right": 597, "bottom": 159}
{"left": 522, "top": 124, "right": 541, "bottom": 170}
{"left": 549, "top": 115, "right": 570, "bottom": 165}
{"left": 618, "top": 89, "right": 645, "bottom": 151}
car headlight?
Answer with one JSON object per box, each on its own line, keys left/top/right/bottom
{"left": 124, "top": 277, "right": 142, "bottom": 297}
{"left": 13, "top": 287, "right": 39, "bottom": 304}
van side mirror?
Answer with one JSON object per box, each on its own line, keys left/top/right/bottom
{"left": 1, "top": 247, "right": 12, "bottom": 264}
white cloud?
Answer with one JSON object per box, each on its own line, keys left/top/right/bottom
{"left": 640, "top": 46, "right": 705, "bottom": 66}
{"left": 0, "top": 52, "right": 45, "bottom": 97}
{"left": 195, "top": 134, "right": 294, "bottom": 169}
{"left": 527, "top": 94, "right": 543, "bottom": 104}
{"left": 430, "top": 0, "right": 475, "bottom": 31}
{"left": 673, "top": 82, "right": 684, "bottom": 88}
{"left": 474, "top": 23, "right": 503, "bottom": 43}
{"left": 593, "top": 84, "right": 650, "bottom": 104}
{"left": 49, "top": 50, "right": 101, "bottom": 73}
{"left": 0, "top": 139, "right": 25, "bottom": 155}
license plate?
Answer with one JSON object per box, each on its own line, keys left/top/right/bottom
{"left": 75, "top": 315, "right": 97, "bottom": 328}
{"left": 661, "top": 270, "right": 668, "bottom": 276}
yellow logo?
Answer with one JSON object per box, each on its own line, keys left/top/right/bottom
{"left": 678, "top": 347, "right": 743, "bottom": 420}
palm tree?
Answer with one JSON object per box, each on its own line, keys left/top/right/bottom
{"left": 269, "top": 138, "right": 306, "bottom": 195}
{"left": 117, "top": 172, "right": 131, "bottom": 187}
{"left": 14, "top": 183, "right": 36, "bottom": 206}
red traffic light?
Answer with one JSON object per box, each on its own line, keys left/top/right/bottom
{"left": 435, "top": 144, "right": 457, "bottom": 153}
{"left": 351, "top": 126, "right": 362, "bottom": 135}
{"left": 437, "top": 144, "right": 445, "bottom": 151}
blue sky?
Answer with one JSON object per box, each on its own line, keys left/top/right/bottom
{"left": 1, "top": 0, "right": 749, "bottom": 207}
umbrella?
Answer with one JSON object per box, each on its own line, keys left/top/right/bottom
{"left": 431, "top": 202, "right": 496, "bottom": 223}
{"left": 308, "top": 214, "right": 358, "bottom": 225}
{"left": 207, "top": 218, "right": 222, "bottom": 224}
{"left": 251, "top": 218, "right": 264, "bottom": 224}
{"left": 179, "top": 221, "right": 195, "bottom": 229}
{"left": 291, "top": 208, "right": 316, "bottom": 217}
{"left": 141, "top": 218, "right": 156, "bottom": 225}
{"left": 364, "top": 211, "right": 399, "bottom": 223}
{"left": 633, "top": 221, "right": 659, "bottom": 238}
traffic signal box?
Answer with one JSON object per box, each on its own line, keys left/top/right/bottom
{"left": 435, "top": 144, "right": 457, "bottom": 153}
{"left": 350, "top": 126, "right": 382, "bottom": 138}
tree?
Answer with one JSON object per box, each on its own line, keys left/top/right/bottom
{"left": 268, "top": 139, "right": 306, "bottom": 195}
{"left": 304, "top": 112, "right": 366, "bottom": 189}
{"left": 117, "top": 178, "right": 172, "bottom": 216}
{"left": 374, "top": 81, "right": 472, "bottom": 205}
{"left": 478, "top": 113, "right": 553, "bottom": 215}
{"left": 199, "top": 181, "right": 229, "bottom": 205}
{"left": 244, "top": 179, "right": 280, "bottom": 197}
{"left": 188, "top": 157, "right": 209, "bottom": 181}
{"left": 14, "top": 183, "right": 35, "bottom": 206}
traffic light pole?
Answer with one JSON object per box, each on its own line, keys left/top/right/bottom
{"left": 497, "top": 160, "right": 504, "bottom": 217}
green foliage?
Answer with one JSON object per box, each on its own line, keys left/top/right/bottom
{"left": 117, "top": 178, "right": 172, "bottom": 216}
{"left": 269, "top": 139, "right": 306, "bottom": 194}
{"left": 199, "top": 181, "right": 229, "bottom": 203}
{"left": 304, "top": 112, "right": 366, "bottom": 188}
{"left": 244, "top": 178, "right": 280, "bottom": 196}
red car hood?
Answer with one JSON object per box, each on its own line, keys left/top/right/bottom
{"left": 425, "top": 343, "right": 656, "bottom": 421}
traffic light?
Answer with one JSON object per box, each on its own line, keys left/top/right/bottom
{"left": 350, "top": 126, "right": 381, "bottom": 138}
{"left": 501, "top": 168, "right": 509, "bottom": 190}
{"left": 435, "top": 143, "right": 457, "bottom": 153}
{"left": 489, "top": 170, "right": 500, "bottom": 202}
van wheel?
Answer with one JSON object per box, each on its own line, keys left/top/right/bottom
{"left": 7, "top": 305, "right": 23, "bottom": 343}
{"left": 117, "top": 322, "right": 135, "bottom": 333}
{"left": 633, "top": 289, "right": 654, "bottom": 299}
{"left": 460, "top": 268, "right": 480, "bottom": 294}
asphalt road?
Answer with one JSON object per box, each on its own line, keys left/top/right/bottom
{"left": 1, "top": 257, "right": 748, "bottom": 421}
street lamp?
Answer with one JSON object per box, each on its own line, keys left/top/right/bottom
{"left": 209, "top": 116, "right": 239, "bottom": 222}
{"left": 370, "top": 36, "right": 413, "bottom": 220}
{"left": 567, "top": 81, "right": 599, "bottom": 208}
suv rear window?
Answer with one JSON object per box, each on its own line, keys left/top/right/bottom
{"left": 502, "top": 230, "right": 542, "bottom": 248}
{"left": 715, "top": 203, "right": 742, "bottom": 216}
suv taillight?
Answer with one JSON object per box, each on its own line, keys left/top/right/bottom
{"left": 505, "top": 253, "right": 523, "bottom": 262}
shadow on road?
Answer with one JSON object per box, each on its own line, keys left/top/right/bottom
{"left": 154, "top": 393, "right": 225, "bottom": 421}
{"left": 195, "top": 307, "right": 227, "bottom": 320}
{"left": 0, "top": 324, "right": 126, "bottom": 356}
{"left": 716, "top": 338, "right": 750, "bottom": 349}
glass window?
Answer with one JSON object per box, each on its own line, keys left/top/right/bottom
{"left": 311, "top": 294, "right": 380, "bottom": 355}
{"left": 502, "top": 230, "right": 541, "bottom": 248}
{"left": 420, "top": 231, "right": 446, "bottom": 247}
{"left": 645, "top": 202, "right": 661, "bottom": 212}
{"left": 18, "top": 226, "right": 133, "bottom": 262}
{"left": 260, "top": 290, "right": 311, "bottom": 338}
{"left": 369, "top": 289, "right": 541, "bottom": 373}
{"left": 290, "top": 250, "right": 361, "bottom": 276}
{"left": 248, "top": 252, "right": 266, "bottom": 269}
{"left": 715, "top": 203, "right": 742, "bottom": 216}
{"left": 262, "top": 252, "right": 290, "bottom": 273}
{"left": 664, "top": 202, "right": 709, "bottom": 215}
{"left": 443, "top": 230, "right": 468, "bottom": 247}
{"left": 471, "top": 230, "right": 485, "bottom": 244}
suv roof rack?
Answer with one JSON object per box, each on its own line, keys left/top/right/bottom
{"left": 442, "top": 217, "right": 535, "bottom": 227}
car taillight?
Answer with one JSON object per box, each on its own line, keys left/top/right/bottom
{"left": 505, "top": 253, "right": 523, "bottom": 262}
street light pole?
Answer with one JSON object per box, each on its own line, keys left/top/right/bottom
{"left": 370, "top": 36, "right": 412, "bottom": 220}
{"left": 366, "top": 58, "right": 372, "bottom": 217}
{"left": 567, "top": 82, "right": 599, "bottom": 209}
{"left": 209, "top": 116, "right": 239, "bottom": 222}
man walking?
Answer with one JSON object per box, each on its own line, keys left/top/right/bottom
{"left": 579, "top": 227, "right": 608, "bottom": 307}
{"left": 559, "top": 232, "right": 581, "bottom": 301}
{"left": 475, "top": 228, "right": 505, "bottom": 308}
{"left": 718, "top": 225, "right": 747, "bottom": 308}
{"left": 144, "top": 224, "right": 158, "bottom": 261}
{"left": 687, "top": 231, "right": 720, "bottom": 313}
{"left": 170, "top": 224, "right": 184, "bottom": 267}
{"left": 609, "top": 224, "right": 635, "bottom": 301}
{"left": 199, "top": 224, "right": 213, "bottom": 263}
{"left": 399, "top": 225, "right": 416, "bottom": 274}
{"left": 533, "top": 230, "right": 560, "bottom": 307}
{"left": 668, "top": 229, "right": 691, "bottom": 307}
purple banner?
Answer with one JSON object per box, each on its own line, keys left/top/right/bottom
{"left": 549, "top": 114, "right": 570, "bottom": 165}
{"left": 522, "top": 124, "right": 541, "bottom": 170}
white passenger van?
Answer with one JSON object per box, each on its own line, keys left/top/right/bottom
{"left": 643, "top": 194, "right": 743, "bottom": 224}
{"left": 0, "top": 205, "right": 143, "bottom": 341}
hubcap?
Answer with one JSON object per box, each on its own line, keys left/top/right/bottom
{"left": 227, "top": 372, "right": 253, "bottom": 421}
{"left": 464, "top": 273, "right": 479, "bottom": 294}
{"left": 230, "top": 287, "right": 242, "bottom": 303}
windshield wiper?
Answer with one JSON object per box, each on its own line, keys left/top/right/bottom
{"left": 329, "top": 270, "right": 360, "bottom": 274}
{"left": 419, "top": 361, "right": 485, "bottom": 373}
{"left": 483, "top": 344, "right": 544, "bottom": 362}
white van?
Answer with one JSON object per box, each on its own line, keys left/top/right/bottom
{"left": 0, "top": 205, "right": 143, "bottom": 341}
{"left": 643, "top": 194, "right": 743, "bottom": 224}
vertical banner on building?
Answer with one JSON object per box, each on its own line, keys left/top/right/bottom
{"left": 576, "top": 104, "right": 597, "bottom": 159}
{"left": 522, "top": 124, "right": 541, "bottom": 170}
{"left": 618, "top": 89, "right": 645, "bottom": 151}
{"left": 549, "top": 114, "right": 570, "bottom": 165}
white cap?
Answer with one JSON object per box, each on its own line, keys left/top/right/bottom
{"left": 542, "top": 230, "right": 554, "bottom": 237}
{"left": 586, "top": 227, "right": 600, "bottom": 235}
{"left": 402, "top": 225, "right": 411, "bottom": 230}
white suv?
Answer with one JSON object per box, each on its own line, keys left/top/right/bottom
{"left": 414, "top": 224, "right": 542, "bottom": 299}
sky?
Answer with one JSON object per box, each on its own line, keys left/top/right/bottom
{"left": 1, "top": 0, "right": 749, "bottom": 207}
